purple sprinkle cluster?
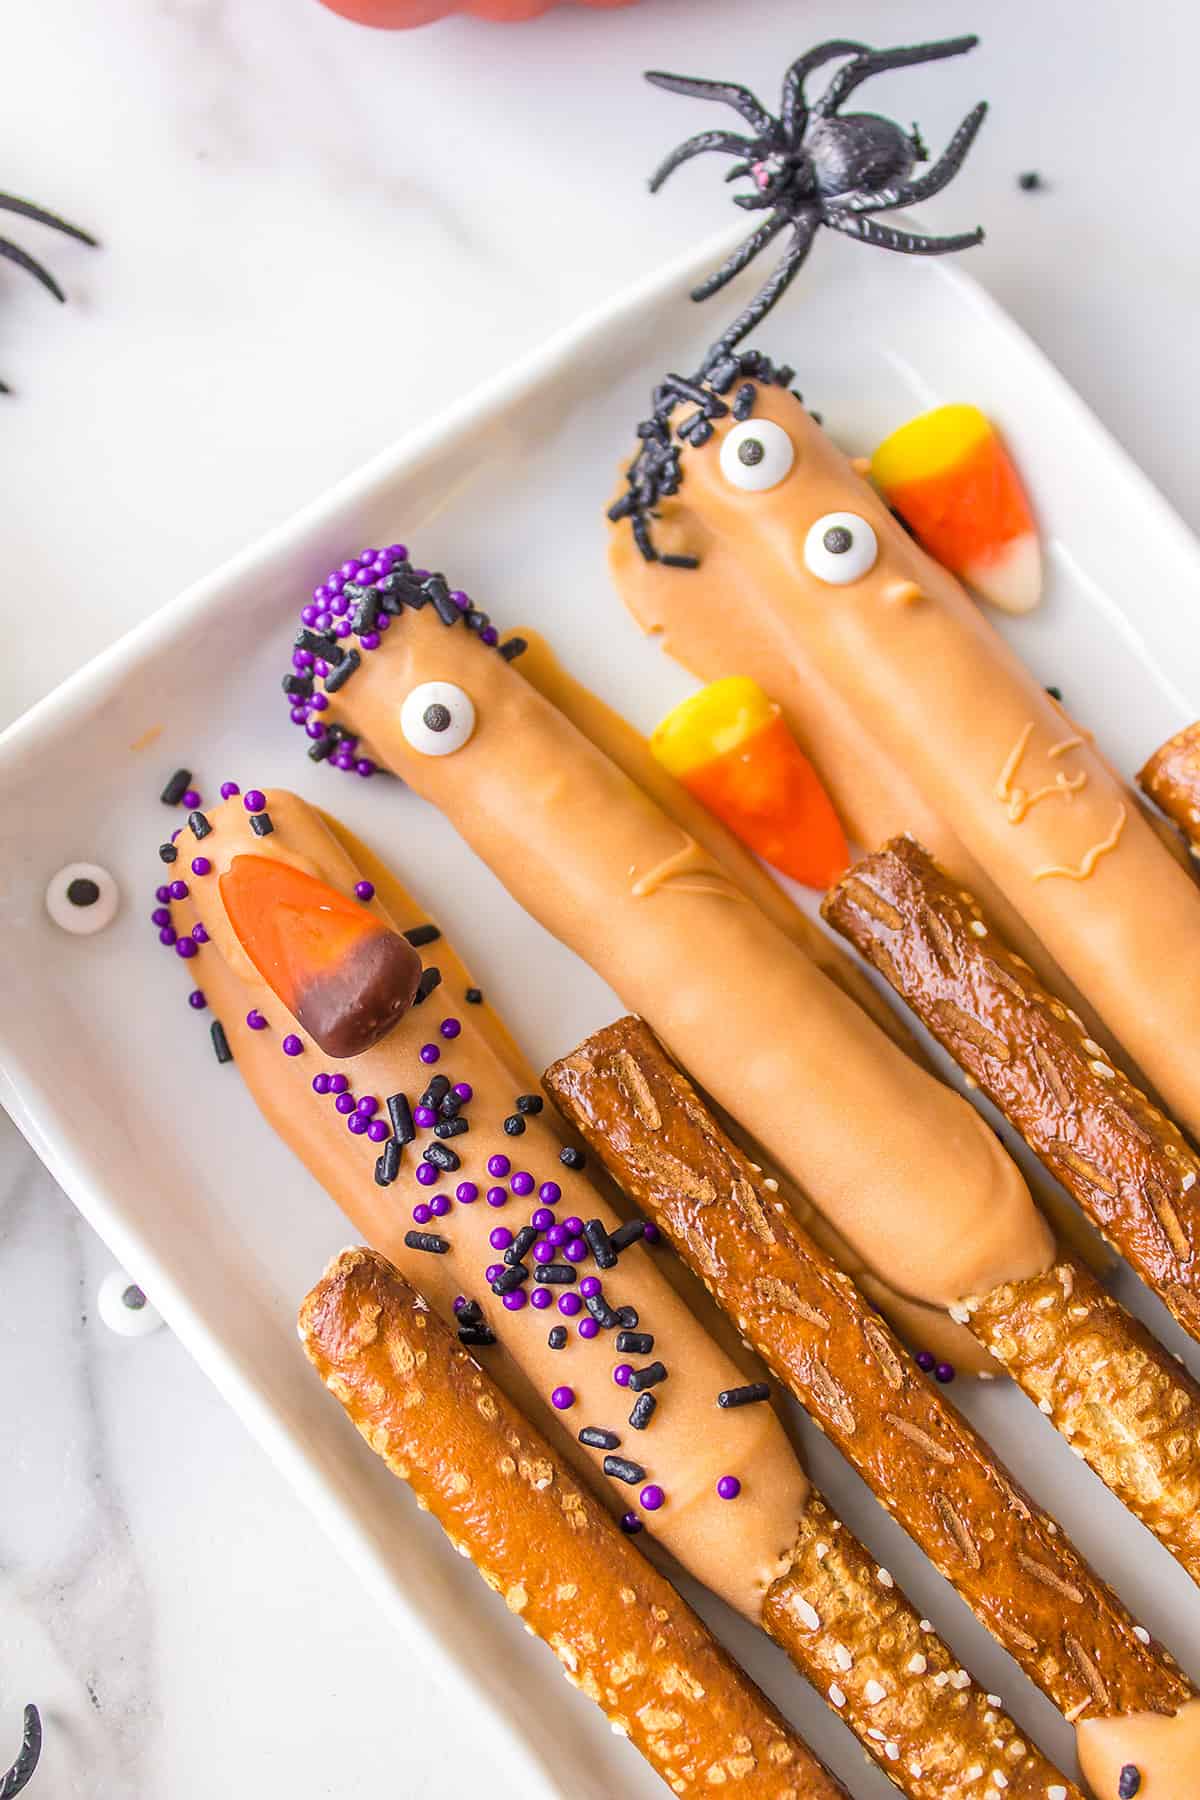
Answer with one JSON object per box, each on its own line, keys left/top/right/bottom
{"left": 285, "top": 546, "right": 411, "bottom": 777}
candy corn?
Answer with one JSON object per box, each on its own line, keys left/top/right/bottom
{"left": 220, "top": 855, "right": 422, "bottom": 1057}
{"left": 870, "top": 403, "right": 1042, "bottom": 614}
{"left": 650, "top": 677, "right": 849, "bottom": 890}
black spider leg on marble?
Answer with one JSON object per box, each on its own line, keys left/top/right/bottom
{"left": 779, "top": 40, "right": 869, "bottom": 140}
{"left": 809, "top": 34, "right": 980, "bottom": 117}
{"left": 0, "top": 1706, "right": 42, "bottom": 1800}
{"left": 0, "top": 192, "right": 97, "bottom": 394}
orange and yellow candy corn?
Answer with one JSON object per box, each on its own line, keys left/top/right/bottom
{"left": 870, "top": 403, "right": 1042, "bottom": 614}
{"left": 220, "top": 855, "right": 422, "bottom": 1057}
{"left": 650, "top": 677, "right": 849, "bottom": 890}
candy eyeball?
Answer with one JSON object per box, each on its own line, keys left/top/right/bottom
{"left": 98, "top": 1269, "right": 164, "bottom": 1338}
{"left": 803, "top": 512, "right": 879, "bottom": 585}
{"left": 46, "top": 862, "right": 119, "bottom": 935}
{"left": 719, "top": 419, "right": 795, "bottom": 492}
{"left": 400, "top": 682, "right": 476, "bottom": 756}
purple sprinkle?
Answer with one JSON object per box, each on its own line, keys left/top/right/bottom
{"left": 551, "top": 1386, "right": 575, "bottom": 1411}
{"left": 367, "top": 1119, "right": 389, "bottom": 1144}
{"left": 452, "top": 1295, "right": 466, "bottom": 1313}
{"left": 313, "top": 1074, "right": 332, "bottom": 1095}
{"left": 388, "top": 543, "right": 408, "bottom": 559}
{"left": 313, "top": 612, "right": 332, "bottom": 632}
{"left": 915, "top": 1350, "right": 936, "bottom": 1373}
{"left": 620, "top": 1512, "right": 642, "bottom": 1535}
{"left": 486, "top": 1187, "right": 507, "bottom": 1208}
{"left": 168, "top": 879, "right": 189, "bottom": 901}
{"left": 502, "top": 1290, "right": 527, "bottom": 1312}
{"left": 578, "top": 1317, "right": 599, "bottom": 1340}
{"left": 412, "top": 1204, "right": 432, "bottom": 1226}
{"left": 563, "top": 1239, "right": 587, "bottom": 1265}
{"left": 155, "top": 885, "right": 170, "bottom": 903}
{"left": 934, "top": 1362, "right": 956, "bottom": 1384}
{"left": 327, "top": 574, "right": 345, "bottom": 596}
{"left": 489, "top": 1227, "right": 513, "bottom": 1251}
{"left": 538, "top": 1182, "right": 561, "bottom": 1206}
{"left": 335, "top": 1093, "right": 356, "bottom": 1115}
{"left": 511, "top": 1172, "right": 534, "bottom": 1198}
{"left": 159, "top": 925, "right": 178, "bottom": 946}
{"left": 439, "top": 1017, "right": 461, "bottom": 1040}
{"left": 171, "top": 829, "right": 182, "bottom": 842}
{"left": 181, "top": 789, "right": 201, "bottom": 810}
{"left": 290, "top": 707, "right": 309, "bottom": 726}
{"left": 340, "top": 561, "right": 360, "bottom": 580}
{"left": 329, "top": 1074, "right": 349, "bottom": 1096}
{"left": 356, "top": 1095, "right": 379, "bottom": 1117}
{"left": 480, "top": 626, "right": 499, "bottom": 647}
{"left": 643, "top": 1222, "right": 661, "bottom": 1245}
{"left": 187, "top": 990, "right": 207, "bottom": 1010}
{"left": 547, "top": 1224, "right": 569, "bottom": 1248}
{"left": 453, "top": 1083, "right": 473, "bottom": 1103}
{"left": 533, "top": 1241, "right": 554, "bottom": 1265}
{"left": 488, "top": 1154, "right": 511, "bottom": 1179}
{"left": 415, "top": 1163, "right": 437, "bottom": 1188}
{"left": 219, "top": 781, "right": 240, "bottom": 799}
{"left": 293, "top": 650, "right": 314, "bottom": 670}
{"left": 151, "top": 906, "right": 171, "bottom": 927}
{"left": 613, "top": 1364, "right": 632, "bottom": 1387}
{"left": 191, "top": 857, "right": 211, "bottom": 876}
{"left": 431, "top": 1194, "right": 451, "bottom": 1218}
{"left": 579, "top": 1277, "right": 601, "bottom": 1299}
{"left": 246, "top": 1010, "right": 268, "bottom": 1031}
{"left": 243, "top": 790, "right": 266, "bottom": 813}
{"left": 640, "top": 1484, "right": 665, "bottom": 1512}
{"left": 413, "top": 1105, "right": 437, "bottom": 1129}
{"left": 175, "top": 938, "right": 198, "bottom": 960}
{"left": 530, "top": 1208, "right": 554, "bottom": 1232}
{"left": 450, "top": 589, "right": 470, "bottom": 610}
{"left": 419, "top": 1044, "right": 440, "bottom": 1066}
{"left": 360, "top": 633, "right": 381, "bottom": 651}
{"left": 455, "top": 1182, "right": 478, "bottom": 1205}
{"left": 486, "top": 1263, "right": 504, "bottom": 1283}
{"left": 330, "top": 595, "right": 349, "bottom": 617}
{"left": 563, "top": 1217, "right": 584, "bottom": 1237}
{"left": 333, "top": 621, "right": 352, "bottom": 640}
{"left": 356, "top": 760, "right": 376, "bottom": 779}
{"left": 358, "top": 547, "right": 379, "bottom": 564}
{"left": 306, "top": 721, "right": 326, "bottom": 741}
{"left": 531, "top": 1287, "right": 553, "bottom": 1310}
{"left": 282, "top": 1035, "right": 304, "bottom": 1057}
{"left": 347, "top": 1113, "right": 368, "bottom": 1135}
{"left": 191, "top": 923, "right": 209, "bottom": 943}
{"left": 558, "top": 1293, "right": 582, "bottom": 1318}
{"left": 354, "top": 881, "right": 375, "bottom": 902}
{"left": 310, "top": 693, "right": 328, "bottom": 712}
{"left": 716, "top": 1476, "right": 741, "bottom": 1501}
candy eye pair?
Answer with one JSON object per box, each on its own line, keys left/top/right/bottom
{"left": 400, "top": 681, "right": 475, "bottom": 756}
{"left": 718, "top": 419, "right": 878, "bottom": 586}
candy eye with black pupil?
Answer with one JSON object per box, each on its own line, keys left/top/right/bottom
{"left": 45, "top": 862, "right": 119, "bottom": 934}
{"left": 804, "top": 512, "right": 879, "bottom": 585}
{"left": 401, "top": 681, "right": 476, "bottom": 756}
{"left": 719, "top": 418, "right": 795, "bottom": 492}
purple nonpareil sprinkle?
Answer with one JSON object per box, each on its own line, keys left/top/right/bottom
{"left": 220, "top": 781, "right": 240, "bottom": 799}
{"left": 643, "top": 1222, "right": 661, "bottom": 1245}
{"left": 356, "top": 760, "right": 376, "bottom": 778}
{"left": 485, "top": 1263, "right": 504, "bottom": 1283}
{"left": 413, "top": 1106, "right": 437, "bottom": 1129}
{"left": 171, "top": 829, "right": 181, "bottom": 842}
{"left": 487, "top": 1154, "right": 511, "bottom": 1179}
{"left": 415, "top": 1162, "right": 437, "bottom": 1188}
{"left": 360, "top": 633, "right": 381, "bottom": 651}
{"left": 159, "top": 925, "right": 178, "bottom": 946}
{"left": 551, "top": 1386, "right": 575, "bottom": 1411}
{"left": 191, "top": 923, "right": 209, "bottom": 943}
{"left": 329, "top": 1073, "right": 349, "bottom": 1096}
{"left": 547, "top": 1224, "right": 569, "bottom": 1249}
{"left": 639, "top": 1484, "right": 664, "bottom": 1512}
{"left": 486, "top": 1187, "right": 507, "bottom": 1208}
{"left": 915, "top": 1350, "right": 936, "bottom": 1373}
{"left": 452, "top": 1295, "right": 466, "bottom": 1313}
{"left": 151, "top": 906, "right": 171, "bottom": 927}
{"left": 335, "top": 1093, "right": 355, "bottom": 1115}
{"left": 578, "top": 1317, "right": 599, "bottom": 1341}
{"left": 558, "top": 1293, "right": 582, "bottom": 1318}
{"left": 187, "top": 990, "right": 207, "bottom": 1010}
{"left": 419, "top": 1044, "right": 440, "bottom": 1066}
{"left": 716, "top": 1476, "right": 741, "bottom": 1500}
{"left": 181, "top": 789, "right": 201, "bottom": 810}
{"left": 563, "top": 1217, "right": 584, "bottom": 1237}
{"left": 489, "top": 1227, "right": 513, "bottom": 1251}
{"left": 191, "top": 857, "right": 211, "bottom": 876}
{"left": 455, "top": 1182, "right": 478, "bottom": 1205}
{"left": 480, "top": 626, "right": 499, "bottom": 647}
{"left": 538, "top": 1182, "right": 561, "bottom": 1205}
{"left": 168, "top": 879, "right": 189, "bottom": 901}
{"left": 175, "top": 938, "right": 198, "bottom": 960}
{"left": 347, "top": 1113, "right": 368, "bottom": 1135}
{"left": 532, "top": 1240, "right": 554, "bottom": 1265}
{"left": 155, "top": 885, "right": 171, "bottom": 903}
{"left": 356, "top": 1095, "right": 379, "bottom": 1116}
{"left": 453, "top": 1083, "right": 473, "bottom": 1103}
{"left": 282, "top": 1035, "right": 303, "bottom": 1057}
{"left": 935, "top": 1361, "right": 956, "bottom": 1384}
{"left": 439, "top": 1017, "right": 461, "bottom": 1040}
{"left": 243, "top": 790, "right": 266, "bottom": 813}
{"left": 310, "top": 694, "right": 328, "bottom": 712}
{"left": 531, "top": 1207, "right": 555, "bottom": 1232}
{"left": 312, "top": 1074, "right": 332, "bottom": 1095}
{"left": 563, "top": 1239, "right": 587, "bottom": 1265}
{"left": 430, "top": 1195, "right": 451, "bottom": 1218}
{"left": 246, "top": 1010, "right": 268, "bottom": 1031}
{"left": 579, "top": 1276, "right": 601, "bottom": 1299}
{"left": 613, "top": 1364, "right": 632, "bottom": 1387}
{"left": 502, "top": 1290, "right": 527, "bottom": 1312}
{"left": 354, "top": 880, "right": 375, "bottom": 902}
{"left": 619, "top": 1511, "right": 642, "bottom": 1535}
{"left": 412, "top": 1204, "right": 432, "bottom": 1226}
{"left": 306, "top": 721, "right": 326, "bottom": 741}
{"left": 531, "top": 1287, "right": 553, "bottom": 1310}
{"left": 367, "top": 1119, "right": 389, "bottom": 1144}
{"left": 290, "top": 707, "right": 308, "bottom": 725}
{"left": 510, "top": 1171, "right": 534, "bottom": 1197}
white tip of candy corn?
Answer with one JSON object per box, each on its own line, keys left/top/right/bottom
{"left": 965, "top": 532, "right": 1042, "bottom": 614}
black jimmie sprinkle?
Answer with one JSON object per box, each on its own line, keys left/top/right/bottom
{"left": 579, "top": 1427, "right": 620, "bottom": 1451}
{"left": 615, "top": 1306, "right": 639, "bottom": 1330}
{"left": 456, "top": 1299, "right": 483, "bottom": 1328}
{"left": 559, "top": 1146, "right": 586, "bottom": 1171}
{"left": 602, "top": 1454, "right": 646, "bottom": 1485}
{"left": 420, "top": 1075, "right": 451, "bottom": 1108}
{"left": 717, "top": 1382, "right": 771, "bottom": 1409}
{"left": 584, "top": 1219, "right": 617, "bottom": 1270}
{"left": 459, "top": 1324, "right": 496, "bottom": 1347}
{"left": 515, "top": 1094, "right": 543, "bottom": 1116}
{"left": 387, "top": 1092, "right": 415, "bottom": 1145}
{"left": 506, "top": 1226, "right": 538, "bottom": 1265}
{"left": 250, "top": 812, "right": 274, "bottom": 837}
{"left": 412, "top": 966, "right": 442, "bottom": 1006}
{"left": 534, "top": 1264, "right": 576, "bottom": 1286}
{"left": 610, "top": 1221, "right": 646, "bottom": 1253}
{"left": 503, "top": 1114, "right": 526, "bottom": 1137}
{"left": 1118, "top": 1769, "right": 1142, "bottom": 1800}
{"left": 422, "top": 1142, "right": 460, "bottom": 1173}
{"left": 188, "top": 810, "right": 211, "bottom": 840}
{"left": 210, "top": 1020, "right": 233, "bottom": 1065}
{"left": 628, "top": 1361, "right": 667, "bottom": 1392}
{"left": 403, "top": 923, "right": 442, "bottom": 948}
{"left": 324, "top": 649, "right": 361, "bottom": 695}
{"left": 465, "top": 987, "right": 483, "bottom": 1005}
{"left": 374, "top": 1140, "right": 401, "bottom": 1186}
{"left": 158, "top": 842, "right": 178, "bottom": 864}
{"left": 160, "top": 768, "right": 191, "bottom": 805}
{"left": 491, "top": 1264, "right": 528, "bottom": 1296}
{"left": 434, "top": 1117, "right": 468, "bottom": 1140}
{"left": 628, "top": 1392, "right": 657, "bottom": 1431}
{"left": 405, "top": 1230, "right": 450, "bottom": 1255}
{"left": 548, "top": 1326, "right": 567, "bottom": 1350}
{"left": 585, "top": 1292, "right": 620, "bottom": 1330}
{"left": 616, "top": 1331, "right": 653, "bottom": 1356}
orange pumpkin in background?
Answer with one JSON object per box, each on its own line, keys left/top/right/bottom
{"left": 317, "top": 0, "right": 636, "bottom": 25}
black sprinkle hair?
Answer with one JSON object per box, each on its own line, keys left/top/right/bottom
{"left": 611, "top": 35, "right": 986, "bottom": 564}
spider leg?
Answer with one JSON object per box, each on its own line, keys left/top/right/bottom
{"left": 0, "top": 192, "right": 97, "bottom": 246}
{"left": 1, "top": 1706, "right": 43, "bottom": 1800}
{"left": 689, "top": 213, "right": 788, "bottom": 302}
{"left": 648, "top": 129, "right": 757, "bottom": 194}
{"left": 780, "top": 39, "right": 868, "bottom": 141}
{"left": 825, "top": 211, "right": 983, "bottom": 255}
{"left": 0, "top": 236, "right": 65, "bottom": 301}
{"left": 732, "top": 190, "right": 778, "bottom": 212}
{"left": 725, "top": 161, "right": 755, "bottom": 182}
{"left": 813, "top": 35, "right": 979, "bottom": 118}
{"left": 702, "top": 213, "right": 820, "bottom": 362}
{"left": 644, "top": 70, "right": 777, "bottom": 137}
{"left": 830, "top": 102, "right": 987, "bottom": 213}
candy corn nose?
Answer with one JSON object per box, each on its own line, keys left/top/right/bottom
{"left": 871, "top": 403, "right": 1042, "bottom": 614}
{"left": 220, "top": 855, "right": 422, "bottom": 1057}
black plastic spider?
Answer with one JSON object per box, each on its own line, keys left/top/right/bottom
{"left": 0, "top": 191, "right": 96, "bottom": 392}
{"left": 646, "top": 34, "right": 987, "bottom": 368}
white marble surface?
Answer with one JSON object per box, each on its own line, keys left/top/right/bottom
{"left": 2, "top": 1, "right": 1197, "bottom": 1794}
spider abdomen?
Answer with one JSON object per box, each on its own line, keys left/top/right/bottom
{"left": 808, "top": 115, "right": 917, "bottom": 202}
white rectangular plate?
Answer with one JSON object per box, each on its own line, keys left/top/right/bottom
{"left": 3, "top": 225, "right": 1200, "bottom": 1798}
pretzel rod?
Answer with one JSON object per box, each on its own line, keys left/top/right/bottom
{"left": 514, "top": 627, "right": 923, "bottom": 1063}
{"left": 300, "top": 1248, "right": 848, "bottom": 1800}
{"left": 1139, "top": 721, "right": 1200, "bottom": 857}
{"left": 608, "top": 382, "right": 1200, "bottom": 1130}
{"left": 544, "top": 1017, "right": 1198, "bottom": 1788}
{"left": 172, "top": 795, "right": 1078, "bottom": 1798}
{"left": 822, "top": 836, "right": 1200, "bottom": 1345}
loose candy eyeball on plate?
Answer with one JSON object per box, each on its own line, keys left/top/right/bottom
{"left": 98, "top": 1269, "right": 164, "bottom": 1338}
{"left": 45, "top": 863, "right": 120, "bottom": 935}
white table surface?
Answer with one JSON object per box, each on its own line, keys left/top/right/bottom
{"left": 2, "top": 1, "right": 1196, "bottom": 1794}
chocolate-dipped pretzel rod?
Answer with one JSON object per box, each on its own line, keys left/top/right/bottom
{"left": 166, "top": 791, "right": 1077, "bottom": 1799}
{"left": 544, "top": 1017, "right": 1200, "bottom": 1796}
{"left": 300, "top": 1248, "right": 848, "bottom": 1800}
{"left": 1140, "top": 721, "right": 1200, "bottom": 858}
